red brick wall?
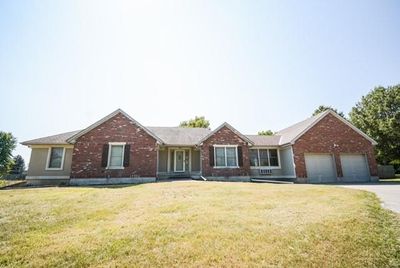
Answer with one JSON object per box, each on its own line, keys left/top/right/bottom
{"left": 292, "top": 113, "right": 377, "bottom": 181}
{"left": 201, "top": 126, "right": 250, "bottom": 177}
{"left": 71, "top": 113, "right": 157, "bottom": 178}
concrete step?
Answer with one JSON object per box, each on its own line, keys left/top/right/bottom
{"left": 251, "top": 179, "right": 294, "bottom": 184}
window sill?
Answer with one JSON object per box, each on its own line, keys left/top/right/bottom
{"left": 213, "top": 166, "right": 240, "bottom": 169}
{"left": 106, "top": 166, "right": 125, "bottom": 170}
{"left": 45, "top": 168, "right": 63, "bottom": 171}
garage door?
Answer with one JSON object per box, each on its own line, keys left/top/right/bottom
{"left": 305, "top": 154, "right": 337, "bottom": 183}
{"left": 340, "top": 154, "right": 370, "bottom": 182}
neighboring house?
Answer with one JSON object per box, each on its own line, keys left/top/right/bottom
{"left": 22, "top": 109, "right": 378, "bottom": 185}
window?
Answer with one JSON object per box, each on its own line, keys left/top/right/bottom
{"left": 226, "top": 147, "right": 237, "bottom": 166}
{"left": 214, "top": 146, "right": 238, "bottom": 167}
{"left": 215, "top": 147, "right": 225, "bottom": 167}
{"left": 249, "top": 148, "right": 279, "bottom": 167}
{"left": 269, "top": 149, "right": 279, "bottom": 166}
{"left": 108, "top": 143, "right": 125, "bottom": 169}
{"left": 47, "top": 147, "right": 65, "bottom": 170}
{"left": 250, "top": 149, "right": 258, "bottom": 166}
{"left": 259, "top": 149, "right": 269, "bottom": 166}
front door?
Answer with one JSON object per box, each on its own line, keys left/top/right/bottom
{"left": 174, "top": 150, "right": 185, "bottom": 172}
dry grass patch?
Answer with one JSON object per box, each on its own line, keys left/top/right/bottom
{"left": 0, "top": 181, "right": 399, "bottom": 267}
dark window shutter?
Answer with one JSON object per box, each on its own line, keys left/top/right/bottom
{"left": 238, "top": 146, "right": 243, "bottom": 167}
{"left": 209, "top": 146, "right": 214, "bottom": 167}
{"left": 123, "top": 144, "right": 130, "bottom": 167}
{"left": 101, "top": 144, "right": 109, "bottom": 167}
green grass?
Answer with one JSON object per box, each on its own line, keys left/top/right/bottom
{"left": 0, "top": 180, "right": 24, "bottom": 188}
{"left": 380, "top": 174, "right": 400, "bottom": 183}
{"left": 0, "top": 181, "right": 399, "bottom": 267}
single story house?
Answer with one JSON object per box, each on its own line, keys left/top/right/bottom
{"left": 22, "top": 109, "right": 378, "bottom": 185}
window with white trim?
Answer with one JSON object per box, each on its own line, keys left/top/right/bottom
{"left": 214, "top": 146, "right": 238, "bottom": 167}
{"left": 108, "top": 143, "right": 125, "bottom": 169}
{"left": 47, "top": 147, "right": 65, "bottom": 170}
{"left": 249, "top": 148, "right": 279, "bottom": 167}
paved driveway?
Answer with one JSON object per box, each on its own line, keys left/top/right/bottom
{"left": 341, "top": 184, "right": 400, "bottom": 213}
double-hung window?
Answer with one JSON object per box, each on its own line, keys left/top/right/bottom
{"left": 107, "top": 143, "right": 125, "bottom": 169}
{"left": 214, "top": 145, "right": 238, "bottom": 168}
{"left": 249, "top": 148, "right": 280, "bottom": 167}
{"left": 46, "top": 147, "right": 65, "bottom": 170}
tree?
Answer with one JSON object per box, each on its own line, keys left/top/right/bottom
{"left": 10, "top": 155, "right": 25, "bottom": 175}
{"left": 349, "top": 85, "right": 400, "bottom": 164}
{"left": 312, "top": 105, "right": 345, "bottom": 118}
{"left": 179, "top": 116, "right": 210, "bottom": 128}
{"left": 0, "top": 132, "right": 17, "bottom": 177}
{"left": 258, "top": 130, "right": 274, "bottom": 136}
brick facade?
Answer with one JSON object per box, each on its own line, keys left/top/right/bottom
{"left": 292, "top": 113, "right": 377, "bottom": 182}
{"left": 201, "top": 126, "right": 250, "bottom": 177}
{"left": 70, "top": 113, "right": 158, "bottom": 178}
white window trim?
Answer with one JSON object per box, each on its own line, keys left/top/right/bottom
{"left": 174, "top": 149, "right": 186, "bottom": 172}
{"left": 45, "top": 147, "right": 66, "bottom": 171}
{"left": 107, "top": 142, "right": 126, "bottom": 170}
{"left": 249, "top": 147, "right": 281, "bottom": 169}
{"left": 213, "top": 145, "right": 239, "bottom": 168}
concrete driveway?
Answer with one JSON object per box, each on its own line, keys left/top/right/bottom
{"left": 341, "top": 184, "right": 400, "bottom": 213}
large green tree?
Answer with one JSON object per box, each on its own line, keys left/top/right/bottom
{"left": 258, "top": 130, "right": 274, "bottom": 136}
{"left": 179, "top": 116, "right": 210, "bottom": 128}
{"left": 349, "top": 85, "right": 400, "bottom": 164}
{"left": 10, "top": 155, "right": 25, "bottom": 175}
{"left": 312, "top": 105, "right": 345, "bottom": 118}
{"left": 0, "top": 132, "right": 17, "bottom": 177}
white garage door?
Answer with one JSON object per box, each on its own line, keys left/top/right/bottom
{"left": 340, "top": 154, "right": 370, "bottom": 182}
{"left": 305, "top": 154, "right": 337, "bottom": 183}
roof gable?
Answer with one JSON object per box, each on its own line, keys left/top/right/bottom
{"left": 197, "top": 122, "right": 254, "bottom": 145}
{"left": 276, "top": 110, "right": 377, "bottom": 145}
{"left": 66, "top": 109, "right": 164, "bottom": 144}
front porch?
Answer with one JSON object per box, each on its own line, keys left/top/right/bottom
{"left": 157, "top": 146, "right": 201, "bottom": 179}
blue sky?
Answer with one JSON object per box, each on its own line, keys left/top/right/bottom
{"left": 0, "top": 0, "right": 399, "bottom": 164}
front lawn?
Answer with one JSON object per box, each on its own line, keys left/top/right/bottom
{"left": 0, "top": 181, "right": 399, "bottom": 267}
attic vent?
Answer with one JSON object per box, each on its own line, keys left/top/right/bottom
{"left": 259, "top": 169, "right": 272, "bottom": 175}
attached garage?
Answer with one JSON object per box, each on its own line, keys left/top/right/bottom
{"left": 305, "top": 154, "right": 337, "bottom": 183}
{"left": 340, "top": 154, "right": 370, "bottom": 182}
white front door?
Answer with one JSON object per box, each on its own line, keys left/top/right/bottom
{"left": 174, "top": 150, "right": 185, "bottom": 172}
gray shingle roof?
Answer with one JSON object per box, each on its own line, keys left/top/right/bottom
{"left": 147, "top": 127, "right": 211, "bottom": 145}
{"left": 245, "top": 135, "right": 281, "bottom": 146}
{"left": 24, "top": 110, "right": 367, "bottom": 147}
{"left": 275, "top": 111, "right": 327, "bottom": 145}
{"left": 21, "top": 130, "right": 81, "bottom": 145}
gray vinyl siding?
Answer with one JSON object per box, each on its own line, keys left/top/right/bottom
{"left": 161, "top": 148, "right": 197, "bottom": 173}
{"left": 191, "top": 149, "right": 200, "bottom": 172}
{"left": 27, "top": 147, "right": 72, "bottom": 177}
{"left": 249, "top": 146, "right": 295, "bottom": 178}
{"left": 158, "top": 149, "right": 168, "bottom": 172}
{"left": 280, "top": 146, "right": 295, "bottom": 176}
